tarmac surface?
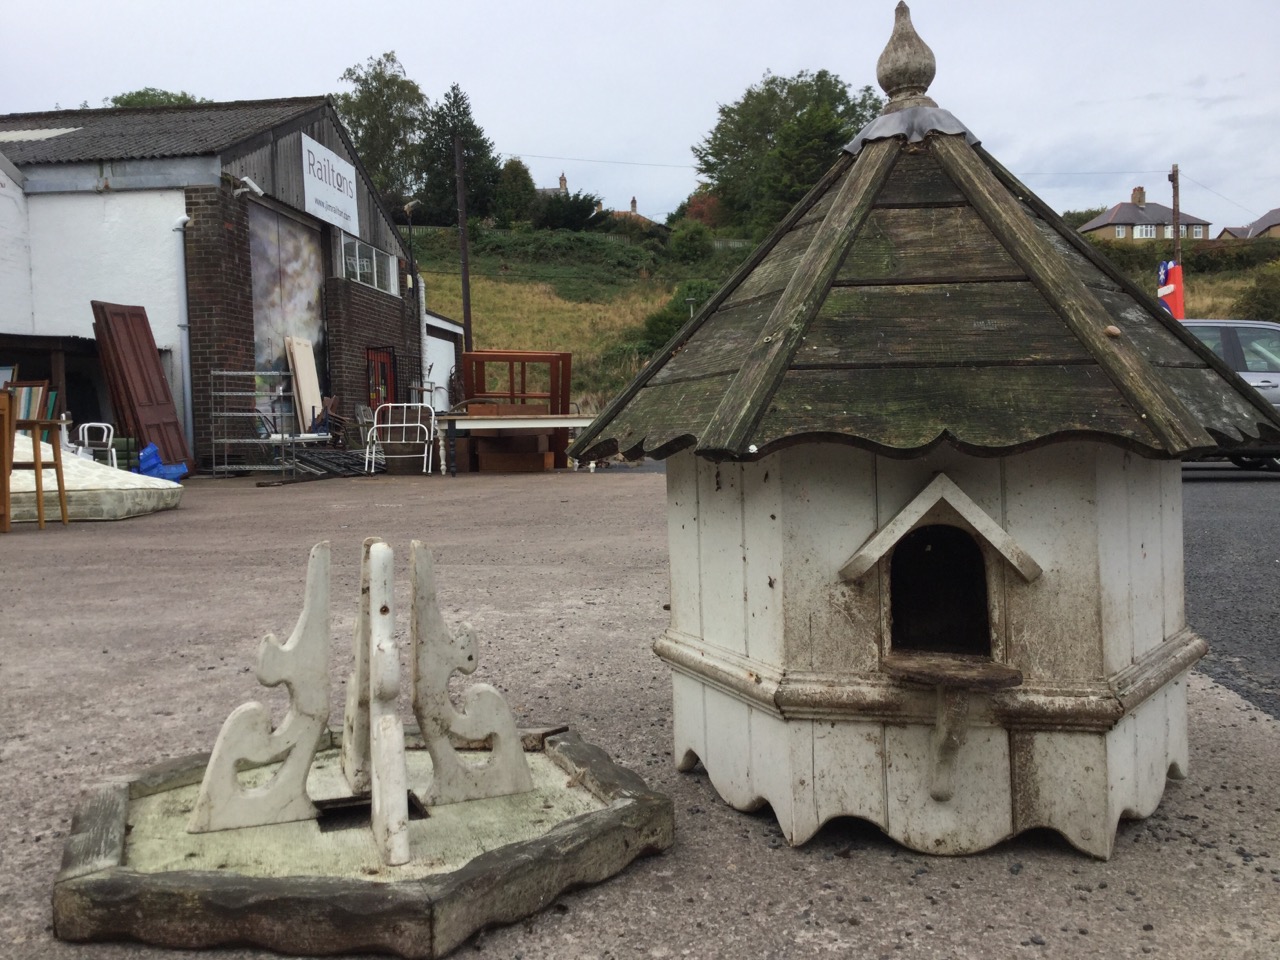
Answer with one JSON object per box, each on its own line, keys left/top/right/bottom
{"left": 2, "top": 466, "right": 1279, "bottom": 960}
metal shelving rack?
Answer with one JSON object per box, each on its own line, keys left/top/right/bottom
{"left": 209, "top": 370, "right": 301, "bottom": 478}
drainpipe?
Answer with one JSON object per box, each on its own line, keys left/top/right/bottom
{"left": 174, "top": 214, "right": 195, "bottom": 460}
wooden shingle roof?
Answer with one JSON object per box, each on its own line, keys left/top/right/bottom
{"left": 570, "top": 4, "right": 1280, "bottom": 464}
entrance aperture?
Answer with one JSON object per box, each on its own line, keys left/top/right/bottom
{"left": 890, "top": 525, "right": 991, "bottom": 656}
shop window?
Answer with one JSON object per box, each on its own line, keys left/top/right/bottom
{"left": 890, "top": 525, "right": 991, "bottom": 657}
{"left": 341, "top": 233, "right": 398, "bottom": 294}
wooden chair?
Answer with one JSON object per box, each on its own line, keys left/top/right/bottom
{"left": 9, "top": 380, "right": 69, "bottom": 528}
{"left": 0, "top": 387, "right": 14, "bottom": 533}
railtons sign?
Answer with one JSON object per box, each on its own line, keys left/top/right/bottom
{"left": 301, "top": 133, "right": 359, "bottom": 233}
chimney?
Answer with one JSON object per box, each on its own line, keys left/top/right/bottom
{"left": 1132, "top": 186, "right": 1146, "bottom": 207}
{"left": 630, "top": 197, "right": 637, "bottom": 214}
{"left": 595, "top": 200, "right": 603, "bottom": 214}
{"left": 559, "top": 172, "right": 567, "bottom": 194}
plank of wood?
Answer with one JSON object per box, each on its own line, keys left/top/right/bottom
{"left": 588, "top": 373, "right": 736, "bottom": 460}
{"left": 568, "top": 153, "right": 855, "bottom": 462}
{"left": 652, "top": 293, "right": 782, "bottom": 385}
{"left": 874, "top": 148, "right": 966, "bottom": 206}
{"left": 881, "top": 652, "right": 1022, "bottom": 690}
{"left": 930, "top": 137, "right": 1214, "bottom": 455}
{"left": 725, "top": 221, "right": 822, "bottom": 305}
{"left": 699, "top": 138, "right": 901, "bottom": 457}
{"left": 802, "top": 282, "right": 1092, "bottom": 367}
{"left": 285, "top": 336, "right": 323, "bottom": 433}
{"left": 838, "top": 206, "right": 1024, "bottom": 283}
{"left": 754, "top": 365, "right": 1159, "bottom": 454}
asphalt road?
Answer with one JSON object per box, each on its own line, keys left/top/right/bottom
{"left": 1183, "top": 461, "right": 1280, "bottom": 719}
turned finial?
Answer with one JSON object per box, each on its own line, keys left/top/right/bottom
{"left": 876, "top": 2, "right": 938, "bottom": 113}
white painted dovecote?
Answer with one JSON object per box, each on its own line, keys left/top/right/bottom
{"left": 570, "top": 3, "right": 1280, "bottom": 858}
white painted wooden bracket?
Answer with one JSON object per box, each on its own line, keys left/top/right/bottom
{"left": 340, "top": 538, "right": 376, "bottom": 794}
{"left": 188, "top": 542, "right": 331, "bottom": 833}
{"left": 366, "top": 539, "right": 410, "bottom": 866}
{"left": 839, "top": 473, "right": 1042, "bottom": 583}
{"left": 409, "top": 540, "right": 533, "bottom": 805}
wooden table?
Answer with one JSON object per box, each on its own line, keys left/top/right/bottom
{"left": 13, "top": 418, "right": 69, "bottom": 528}
{"left": 435, "top": 414, "right": 596, "bottom": 477}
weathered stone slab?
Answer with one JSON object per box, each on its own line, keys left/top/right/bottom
{"left": 52, "top": 730, "right": 673, "bottom": 959}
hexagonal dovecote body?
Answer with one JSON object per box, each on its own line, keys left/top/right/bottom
{"left": 657, "top": 442, "right": 1199, "bottom": 858}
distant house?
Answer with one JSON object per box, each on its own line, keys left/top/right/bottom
{"left": 597, "top": 196, "right": 668, "bottom": 234}
{"left": 1078, "top": 186, "right": 1210, "bottom": 242}
{"left": 1218, "top": 208, "right": 1280, "bottom": 240}
{"left": 537, "top": 172, "right": 569, "bottom": 199}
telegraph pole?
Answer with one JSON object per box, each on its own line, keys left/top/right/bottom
{"left": 455, "top": 134, "right": 473, "bottom": 353}
{"left": 1168, "top": 163, "right": 1182, "bottom": 264}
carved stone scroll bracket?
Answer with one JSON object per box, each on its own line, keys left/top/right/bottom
{"left": 188, "top": 542, "right": 332, "bottom": 834}
{"left": 367, "top": 540, "right": 410, "bottom": 866}
{"left": 929, "top": 686, "right": 970, "bottom": 803}
{"left": 409, "top": 540, "right": 533, "bottom": 806}
{"left": 340, "top": 538, "right": 378, "bottom": 795}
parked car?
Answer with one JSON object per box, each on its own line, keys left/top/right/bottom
{"left": 1183, "top": 319, "right": 1280, "bottom": 469}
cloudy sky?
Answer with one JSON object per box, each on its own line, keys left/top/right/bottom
{"left": 4, "top": 0, "right": 1277, "bottom": 233}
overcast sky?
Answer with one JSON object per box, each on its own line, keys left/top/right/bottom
{"left": 4, "top": 1, "right": 1277, "bottom": 233}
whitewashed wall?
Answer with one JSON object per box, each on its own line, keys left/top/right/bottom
{"left": 27, "top": 190, "right": 187, "bottom": 348}
{"left": 0, "top": 156, "right": 34, "bottom": 335}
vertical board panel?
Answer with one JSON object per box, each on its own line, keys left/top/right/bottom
{"left": 1129, "top": 689, "right": 1170, "bottom": 817}
{"left": 664, "top": 450, "right": 702, "bottom": 638}
{"left": 780, "top": 444, "right": 879, "bottom": 675}
{"left": 702, "top": 688, "right": 756, "bottom": 810}
{"left": 742, "top": 455, "right": 784, "bottom": 666}
{"left": 1159, "top": 461, "right": 1186, "bottom": 638}
{"left": 1010, "top": 730, "right": 1111, "bottom": 857}
{"left": 749, "top": 712, "right": 818, "bottom": 843}
{"left": 1126, "top": 454, "right": 1164, "bottom": 659}
{"left": 696, "top": 459, "right": 746, "bottom": 655}
{"left": 670, "top": 671, "right": 707, "bottom": 770}
{"left": 883, "top": 725, "right": 1012, "bottom": 854}
{"left": 1097, "top": 448, "right": 1136, "bottom": 674}
{"left": 1105, "top": 713, "right": 1138, "bottom": 824}
{"left": 1003, "top": 444, "right": 1103, "bottom": 680}
{"left": 812, "top": 721, "right": 886, "bottom": 829}
{"left": 1165, "top": 674, "right": 1190, "bottom": 779}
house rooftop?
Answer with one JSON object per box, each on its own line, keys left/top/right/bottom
{"left": 1078, "top": 198, "right": 1210, "bottom": 233}
{"left": 0, "top": 97, "right": 329, "bottom": 164}
{"left": 1220, "top": 207, "right": 1280, "bottom": 239}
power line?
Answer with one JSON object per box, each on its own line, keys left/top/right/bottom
{"left": 513, "top": 152, "right": 696, "bottom": 171}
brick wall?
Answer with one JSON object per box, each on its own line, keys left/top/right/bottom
{"left": 324, "top": 272, "right": 421, "bottom": 415}
{"left": 185, "top": 181, "right": 252, "bottom": 465}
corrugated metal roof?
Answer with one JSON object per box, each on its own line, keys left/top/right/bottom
{"left": 0, "top": 98, "right": 328, "bottom": 165}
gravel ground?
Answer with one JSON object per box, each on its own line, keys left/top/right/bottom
{"left": 2, "top": 468, "right": 1278, "bottom": 960}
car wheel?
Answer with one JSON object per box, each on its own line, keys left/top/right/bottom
{"left": 1228, "top": 456, "right": 1280, "bottom": 471}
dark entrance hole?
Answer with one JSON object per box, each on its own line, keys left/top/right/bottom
{"left": 315, "top": 792, "right": 428, "bottom": 833}
{"left": 889, "top": 524, "right": 991, "bottom": 657}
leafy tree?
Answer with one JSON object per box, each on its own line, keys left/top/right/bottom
{"left": 1061, "top": 206, "right": 1107, "bottom": 230}
{"left": 1232, "top": 260, "right": 1280, "bottom": 323}
{"left": 693, "top": 70, "right": 882, "bottom": 232}
{"left": 105, "top": 88, "right": 209, "bottom": 108}
{"left": 493, "top": 158, "right": 538, "bottom": 227}
{"left": 417, "top": 83, "right": 501, "bottom": 226}
{"left": 534, "top": 189, "right": 606, "bottom": 232}
{"left": 668, "top": 220, "right": 713, "bottom": 263}
{"left": 333, "top": 52, "right": 428, "bottom": 210}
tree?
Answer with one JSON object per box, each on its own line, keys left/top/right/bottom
{"left": 668, "top": 220, "right": 713, "bottom": 263}
{"left": 692, "top": 69, "right": 882, "bottom": 232}
{"left": 333, "top": 52, "right": 428, "bottom": 210}
{"left": 534, "top": 190, "right": 607, "bottom": 232}
{"left": 1232, "top": 261, "right": 1280, "bottom": 323}
{"left": 1061, "top": 206, "right": 1107, "bottom": 230}
{"left": 493, "top": 158, "right": 538, "bottom": 227}
{"left": 417, "top": 83, "right": 501, "bottom": 226}
{"left": 105, "top": 88, "right": 209, "bottom": 108}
